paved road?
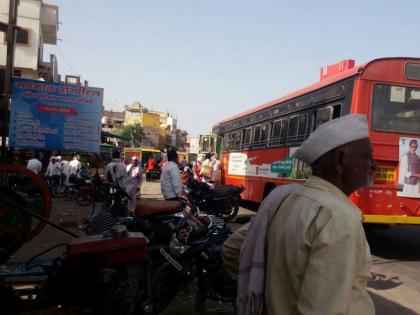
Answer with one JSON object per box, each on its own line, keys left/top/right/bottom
{"left": 6, "top": 180, "right": 420, "bottom": 314}
{"left": 366, "top": 225, "right": 420, "bottom": 314}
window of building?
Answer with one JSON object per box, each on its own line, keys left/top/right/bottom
{"left": 16, "top": 28, "right": 29, "bottom": 45}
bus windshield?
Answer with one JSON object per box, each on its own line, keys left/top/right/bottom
{"left": 372, "top": 84, "right": 420, "bottom": 134}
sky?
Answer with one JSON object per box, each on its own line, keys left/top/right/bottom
{"left": 44, "top": 0, "right": 419, "bottom": 137}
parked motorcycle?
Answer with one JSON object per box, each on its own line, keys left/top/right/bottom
{"left": 64, "top": 173, "right": 91, "bottom": 199}
{"left": 75, "top": 173, "right": 110, "bottom": 207}
{"left": 184, "top": 175, "right": 244, "bottom": 221}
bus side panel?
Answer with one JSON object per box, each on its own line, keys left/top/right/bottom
{"left": 221, "top": 147, "right": 303, "bottom": 203}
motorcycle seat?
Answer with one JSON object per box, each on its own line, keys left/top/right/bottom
{"left": 213, "top": 185, "right": 242, "bottom": 198}
{"left": 135, "top": 200, "right": 182, "bottom": 217}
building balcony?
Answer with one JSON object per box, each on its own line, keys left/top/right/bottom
{"left": 40, "top": 3, "right": 58, "bottom": 45}
{"left": 38, "top": 53, "right": 58, "bottom": 82}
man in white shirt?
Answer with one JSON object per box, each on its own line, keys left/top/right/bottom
{"left": 45, "top": 156, "right": 62, "bottom": 177}
{"left": 27, "top": 153, "right": 42, "bottom": 175}
{"left": 160, "top": 150, "right": 183, "bottom": 200}
{"left": 69, "top": 154, "right": 81, "bottom": 177}
{"left": 105, "top": 150, "right": 127, "bottom": 190}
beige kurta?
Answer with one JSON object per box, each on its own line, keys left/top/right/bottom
{"left": 265, "top": 176, "right": 374, "bottom": 315}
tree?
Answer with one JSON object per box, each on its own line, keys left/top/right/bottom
{"left": 119, "top": 123, "right": 145, "bottom": 147}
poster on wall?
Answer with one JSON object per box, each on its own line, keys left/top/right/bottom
{"left": 397, "top": 137, "right": 420, "bottom": 198}
{"left": 8, "top": 78, "right": 103, "bottom": 153}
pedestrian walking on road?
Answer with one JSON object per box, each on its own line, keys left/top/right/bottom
{"left": 126, "top": 156, "right": 143, "bottom": 211}
{"left": 236, "top": 114, "right": 377, "bottom": 315}
{"left": 199, "top": 152, "right": 213, "bottom": 183}
{"left": 160, "top": 150, "right": 183, "bottom": 200}
{"left": 105, "top": 150, "right": 127, "bottom": 190}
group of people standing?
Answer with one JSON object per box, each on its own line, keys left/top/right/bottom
{"left": 105, "top": 150, "right": 143, "bottom": 212}
{"left": 160, "top": 150, "right": 222, "bottom": 201}
{"left": 192, "top": 152, "right": 221, "bottom": 185}
{"left": 27, "top": 152, "right": 83, "bottom": 184}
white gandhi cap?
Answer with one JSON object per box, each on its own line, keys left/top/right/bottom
{"left": 293, "top": 114, "right": 369, "bottom": 164}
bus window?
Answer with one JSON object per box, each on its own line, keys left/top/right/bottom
{"left": 372, "top": 84, "right": 420, "bottom": 134}
{"left": 280, "top": 118, "right": 288, "bottom": 142}
{"left": 231, "top": 132, "right": 238, "bottom": 150}
{"left": 235, "top": 130, "right": 241, "bottom": 148}
{"left": 315, "top": 107, "right": 332, "bottom": 129}
{"left": 223, "top": 133, "right": 230, "bottom": 151}
{"left": 406, "top": 63, "right": 420, "bottom": 81}
{"left": 271, "top": 119, "right": 282, "bottom": 145}
{"left": 260, "top": 123, "right": 269, "bottom": 146}
{"left": 287, "top": 116, "right": 299, "bottom": 142}
{"left": 243, "top": 127, "right": 252, "bottom": 148}
{"left": 332, "top": 104, "right": 341, "bottom": 119}
{"left": 253, "top": 125, "right": 262, "bottom": 146}
{"left": 298, "top": 114, "right": 308, "bottom": 139}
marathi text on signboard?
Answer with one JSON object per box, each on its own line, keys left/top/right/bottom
{"left": 270, "top": 157, "right": 293, "bottom": 175}
{"left": 8, "top": 78, "right": 103, "bottom": 153}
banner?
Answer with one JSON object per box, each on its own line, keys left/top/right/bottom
{"left": 8, "top": 78, "right": 103, "bottom": 153}
{"left": 397, "top": 137, "right": 420, "bottom": 198}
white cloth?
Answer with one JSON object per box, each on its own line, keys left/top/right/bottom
{"left": 27, "top": 158, "right": 42, "bottom": 175}
{"left": 61, "top": 160, "right": 70, "bottom": 185}
{"left": 69, "top": 159, "right": 81, "bottom": 176}
{"left": 265, "top": 176, "right": 374, "bottom": 315}
{"left": 106, "top": 159, "right": 127, "bottom": 189}
{"left": 236, "top": 184, "right": 300, "bottom": 315}
{"left": 294, "top": 114, "right": 369, "bottom": 164}
{"left": 160, "top": 161, "right": 183, "bottom": 199}
{"left": 45, "top": 162, "right": 62, "bottom": 176}
{"left": 126, "top": 164, "right": 143, "bottom": 211}
{"left": 211, "top": 159, "right": 221, "bottom": 182}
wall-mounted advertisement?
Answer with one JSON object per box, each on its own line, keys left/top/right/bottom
{"left": 398, "top": 137, "right": 420, "bottom": 198}
{"left": 8, "top": 78, "right": 103, "bottom": 153}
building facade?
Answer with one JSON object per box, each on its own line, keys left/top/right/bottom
{"left": 0, "top": 0, "right": 59, "bottom": 82}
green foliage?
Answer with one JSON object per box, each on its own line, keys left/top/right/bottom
{"left": 119, "top": 123, "right": 145, "bottom": 145}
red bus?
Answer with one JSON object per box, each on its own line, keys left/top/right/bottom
{"left": 213, "top": 57, "right": 420, "bottom": 224}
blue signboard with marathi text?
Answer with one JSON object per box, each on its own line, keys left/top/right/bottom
{"left": 8, "top": 78, "right": 103, "bottom": 153}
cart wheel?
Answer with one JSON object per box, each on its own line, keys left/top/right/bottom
{"left": 0, "top": 164, "right": 51, "bottom": 241}
{"left": 0, "top": 188, "right": 32, "bottom": 264}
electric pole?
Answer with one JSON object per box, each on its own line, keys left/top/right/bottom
{"left": 1, "top": 0, "right": 18, "bottom": 162}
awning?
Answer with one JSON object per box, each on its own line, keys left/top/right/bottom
{"left": 101, "top": 130, "right": 130, "bottom": 141}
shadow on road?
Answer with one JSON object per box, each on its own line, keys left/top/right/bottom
{"left": 364, "top": 225, "right": 420, "bottom": 261}
{"left": 368, "top": 272, "right": 403, "bottom": 290}
{"left": 370, "top": 292, "right": 418, "bottom": 315}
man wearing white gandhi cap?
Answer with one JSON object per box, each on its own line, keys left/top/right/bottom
{"left": 263, "top": 114, "right": 377, "bottom": 315}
